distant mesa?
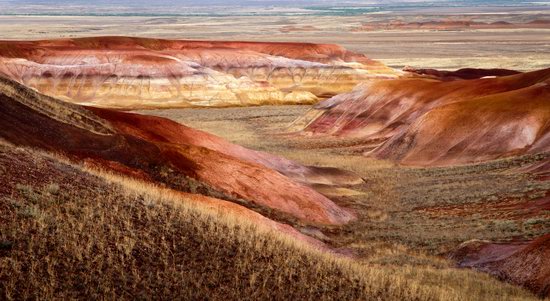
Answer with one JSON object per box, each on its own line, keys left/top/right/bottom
{"left": 279, "top": 25, "right": 319, "bottom": 33}
{"left": 0, "top": 75, "right": 355, "bottom": 226}
{"left": 294, "top": 68, "right": 550, "bottom": 166}
{"left": 0, "top": 37, "right": 398, "bottom": 109}
{"left": 353, "top": 19, "right": 550, "bottom": 31}
{"left": 403, "top": 67, "right": 521, "bottom": 81}
{"left": 527, "top": 19, "right": 550, "bottom": 25}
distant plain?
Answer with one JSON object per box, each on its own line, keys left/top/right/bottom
{"left": 0, "top": 4, "right": 549, "bottom": 70}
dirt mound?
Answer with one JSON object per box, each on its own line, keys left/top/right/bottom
{"left": 0, "top": 76, "right": 354, "bottom": 225}
{"left": 451, "top": 234, "right": 550, "bottom": 297}
{"left": 0, "top": 36, "right": 397, "bottom": 109}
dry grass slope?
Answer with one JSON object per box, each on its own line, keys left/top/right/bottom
{"left": 0, "top": 143, "right": 541, "bottom": 301}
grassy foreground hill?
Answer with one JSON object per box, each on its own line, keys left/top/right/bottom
{"left": 0, "top": 143, "right": 540, "bottom": 300}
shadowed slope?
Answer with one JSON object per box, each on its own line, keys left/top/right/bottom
{"left": 0, "top": 37, "right": 398, "bottom": 109}
{"left": 0, "top": 76, "right": 354, "bottom": 225}
{"left": 294, "top": 68, "right": 550, "bottom": 166}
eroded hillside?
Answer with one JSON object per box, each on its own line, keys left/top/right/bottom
{"left": 295, "top": 68, "right": 550, "bottom": 166}
{"left": 0, "top": 37, "right": 398, "bottom": 109}
{"left": 0, "top": 76, "right": 355, "bottom": 227}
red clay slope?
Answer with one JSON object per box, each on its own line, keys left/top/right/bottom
{"left": 0, "top": 76, "right": 354, "bottom": 225}
{"left": 95, "top": 108, "right": 363, "bottom": 186}
{"left": 374, "top": 82, "right": 550, "bottom": 165}
{"left": 451, "top": 234, "right": 550, "bottom": 297}
{"left": 0, "top": 36, "right": 397, "bottom": 108}
{"left": 295, "top": 68, "right": 550, "bottom": 166}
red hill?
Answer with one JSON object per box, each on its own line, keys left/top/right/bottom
{"left": 0, "top": 76, "right": 355, "bottom": 226}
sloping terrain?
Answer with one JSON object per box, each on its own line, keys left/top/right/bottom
{"left": 0, "top": 143, "right": 326, "bottom": 250}
{"left": 0, "top": 143, "right": 539, "bottom": 300}
{"left": 0, "top": 37, "right": 398, "bottom": 109}
{"left": 0, "top": 76, "right": 354, "bottom": 226}
{"left": 451, "top": 234, "right": 550, "bottom": 298}
{"left": 295, "top": 68, "right": 550, "bottom": 166}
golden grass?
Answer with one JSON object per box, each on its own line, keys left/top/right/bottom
{"left": 0, "top": 144, "right": 543, "bottom": 300}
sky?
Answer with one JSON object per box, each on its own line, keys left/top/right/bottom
{"left": 0, "top": 0, "right": 532, "bottom": 6}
